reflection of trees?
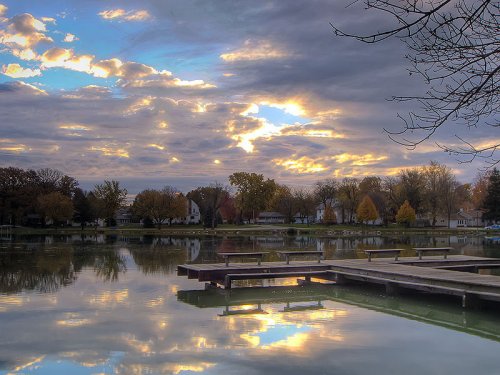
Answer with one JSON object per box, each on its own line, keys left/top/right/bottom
{"left": 0, "top": 244, "right": 127, "bottom": 293}
{"left": 129, "top": 246, "right": 186, "bottom": 275}
{"left": 0, "top": 248, "right": 76, "bottom": 293}
{"left": 92, "top": 251, "right": 127, "bottom": 282}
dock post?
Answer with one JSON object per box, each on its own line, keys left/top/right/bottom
{"left": 462, "top": 292, "right": 481, "bottom": 309}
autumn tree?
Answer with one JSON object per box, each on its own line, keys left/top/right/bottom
{"left": 228, "top": 172, "right": 276, "bottom": 223}
{"left": 357, "top": 195, "right": 378, "bottom": 225}
{"left": 323, "top": 205, "right": 336, "bottom": 225}
{"left": 187, "top": 183, "right": 229, "bottom": 229}
{"left": 396, "top": 200, "right": 416, "bottom": 227}
{"left": 93, "top": 180, "right": 127, "bottom": 226}
{"left": 483, "top": 168, "right": 500, "bottom": 223}
{"left": 161, "top": 186, "right": 188, "bottom": 226}
{"left": 268, "top": 184, "right": 296, "bottom": 224}
{"left": 294, "top": 188, "right": 316, "bottom": 225}
{"left": 359, "top": 176, "right": 387, "bottom": 224}
{"left": 37, "top": 192, "right": 74, "bottom": 226}
{"left": 133, "top": 190, "right": 170, "bottom": 229}
{"left": 313, "top": 177, "right": 335, "bottom": 207}
{"left": 399, "top": 168, "right": 426, "bottom": 215}
{"left": 337, "top": 178, "right": 360, "bottom": 223}
{"left": 332, "top": 0, "right": 499, "bottom": 164}
{"left": 471, "top": 170, "right": 491, "bottom": 209}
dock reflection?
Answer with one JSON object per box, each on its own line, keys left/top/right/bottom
{"left": 178, "top": 284, "right": 500, "bottom": 343}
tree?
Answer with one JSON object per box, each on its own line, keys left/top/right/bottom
{"left": 357, "top": 195, "right": 378, "bottom": 224}
{"left": 132, "top": 189, "right": 171, "bottom": 229}
{"left": 228, "top": 172, "right": 276, "bottom": 223}
{"left": 323, "top": 205, "right": 336, "bottom": 225}
{"left": 471, "top": 170, "right": 491, "bottom": 209}
{"left": 294, "top": 188, "right": 316, "bottom": 225}
{"left": 396, "top": 200, "right": 416, "bottom": 227}
{"left": 93, "top": 180, "right": 127, "bottom": 226}
{"left": 337, "top": 178, "right": 360, "bottom": 223}
{"left": 399, "top": 168, "right": 426, "bottom": 215}
{"left": 187, "top": 183, "right": 229, "bottom": 229}
{"left": 268, "top": 184, "right": 296, "bottom": 224}
{"left": 159, "top": 186, "right": 187, "bottom": 226}
{"left": 332, "top": 1, "right": 499, "bottom": 164}
{"left": 37, "top": 192, "right": 74, "bottom": 226}
{"left": 73, "top": 189, "right": 97, "bottom": 229}
{"left": 483, "top": 168, "right": 500, "bottom": 223}
{"left": 422, "top": 161, "right": 455, "bottom": 226}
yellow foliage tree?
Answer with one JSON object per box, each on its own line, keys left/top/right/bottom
{"left": 323, "top": 204, "right": 336, "bottom": 225}
{"left": 356, "top": 195, "right": 378, "bottom": 224}
{"left": 396, "top": 200, "right": 416, "bottom": 227}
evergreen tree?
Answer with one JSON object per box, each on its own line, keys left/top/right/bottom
{"left": 483, "top": 168, "right": 500, "bottom": 223}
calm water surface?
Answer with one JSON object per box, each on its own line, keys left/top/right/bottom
{"left": 1, "top": 233, "right": 500, "bottom": 375}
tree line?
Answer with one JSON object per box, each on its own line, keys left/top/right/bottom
{"left": 1, "top": 161, "right": 499, "bottom": 229}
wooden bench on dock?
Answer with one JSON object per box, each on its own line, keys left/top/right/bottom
{"left": 218, "top": 252, "right": 268, "bottom": 267}
{"left": 364, "top": 249, "right": 403, "bottom": 262}
{"left": 277, "top": 250, "right": 324, "bottom": 264}
{"left": 413, "top": 247, "right": 452, "bottom": 260}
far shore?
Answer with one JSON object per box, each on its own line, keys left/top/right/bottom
{"left": 3, "top": 224, "right": 498, "bottom": 237}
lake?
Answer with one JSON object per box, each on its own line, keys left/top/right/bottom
{"left": 1, "top": 233, "right": 500, "bottom": 374}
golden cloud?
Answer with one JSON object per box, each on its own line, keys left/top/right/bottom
{"left": 0, "top": 138, "right": 30, "bottom": 153}
{"left": 98, "top": 9, "right": 151, "bottom": 22}
{"left": 90, "top": 146, "right": 130, "bottom": 158}
{"left": 220, "top": 40, "right": 289, "bottom": 62}
{"left": 41, "top": 47, "right": 93, "bottom": 73}
{"left": 2, "top": 63, "right": 41, "bottom": 78}
{"left": 333, "top": 153, "right": 388, "bottom": 166}
{"left": 274, "top": 156, "right": 328, "bottom": 173}
{"left": 0, "top": 13, "right": 53, "bottom": 49}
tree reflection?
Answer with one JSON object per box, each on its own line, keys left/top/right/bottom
{"left": 0, "top": 243, "right": 127, "bottom": 293}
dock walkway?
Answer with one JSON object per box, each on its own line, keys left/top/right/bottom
{"left": 177, "top": 255, "right": 500, "bottom": 308}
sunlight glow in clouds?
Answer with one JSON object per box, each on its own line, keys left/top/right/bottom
{"left": 2, "top": 63, "right": 41, "bottom": 78}
{"left": 333, "top": 153, "right": 388, "bottom": 166}
{"left": 98, "top": 9, "right": 151, "bottom": 22}
{"left": 220, "top": 40, "right": 289, "bottom": 62}
{"left": 273, "top": 156, "right": 328, "bottom": 173}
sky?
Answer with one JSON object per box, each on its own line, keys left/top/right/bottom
{"left": 0, "top": 0, "right": 496, "bottom": 193}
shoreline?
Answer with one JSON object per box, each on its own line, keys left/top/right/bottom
{"left": 3, "top": 224, "right": 496, "bottom": 237}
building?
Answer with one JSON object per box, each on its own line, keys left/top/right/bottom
{"left": 256, "top": 212, "right": 286, "bottom": 224}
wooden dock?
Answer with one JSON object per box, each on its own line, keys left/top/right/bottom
{"left": 177, "top": 255, "right": 500, "bottom": 308}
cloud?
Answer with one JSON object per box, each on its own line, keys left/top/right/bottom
{"left": 0, "top": 4, "right": 7, "bottom": 18}
{"left": 63, "top": 33, "right": 78, "bottom": 43}
{"left": 2, "top": 63, "right": 41, "bottom": 78}
{"left": 40, "top": 47, "right": 93, "bottom": 73}
{"left": 0, "top": 13, "right": 53, "bottom": 49}
{"left": 220, "top": 40, "right": 290, "bottom": 62}
{"left": 98, "top": 9, "right": 151, "bottom": 22}
{"left": 273, "top": 156, "right": 328, "bottom": 174}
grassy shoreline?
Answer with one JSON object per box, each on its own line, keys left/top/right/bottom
{"left": 4, "top": 224, "right": 496, "bottom": 237}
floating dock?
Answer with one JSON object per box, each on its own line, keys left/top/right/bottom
{"left": 177, "top": 255, "right": 500, "bottom": 308}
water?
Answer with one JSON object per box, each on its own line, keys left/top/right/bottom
{"left": 1, "top": 234, "right": 500, "bottom": 374}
